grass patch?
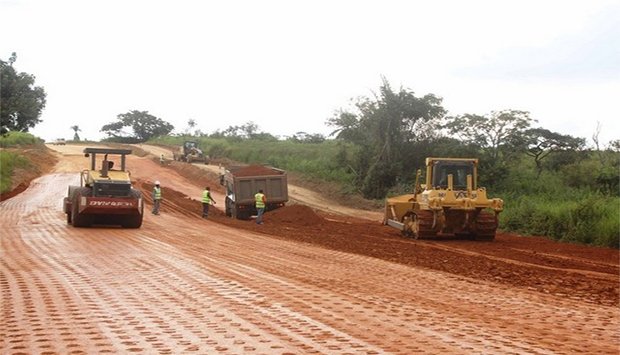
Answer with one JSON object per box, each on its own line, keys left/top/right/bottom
{"left": 0, "top": 151, "right": 31, "bottom": 193}
{"left": 501, "top": 193, "right": 620, "bottom": 248}
{"left": 0, "top": 131, "right": 43, "bottom": 147}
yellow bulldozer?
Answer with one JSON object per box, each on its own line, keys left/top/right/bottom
{"left": 384, "top": 157, "right": 504, "bottom": 240}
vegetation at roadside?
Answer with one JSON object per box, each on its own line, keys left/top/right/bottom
{"left": 0, "top": 151, "right": 30, "bottom": 193}
{"left": 0, "top": 132, "right": 43, "bottom": 193}
{"left": 149, "top": 78, "right": 619, "bottom": 247}
{"left": 0, "top": 131, "right": 43, "bottom": 147}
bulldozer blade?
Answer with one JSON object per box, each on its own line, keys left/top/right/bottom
{"left": 386, "top": 219, "right": 405, "bottom": 231}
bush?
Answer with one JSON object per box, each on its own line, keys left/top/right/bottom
{"left": 0, "top": 151, "right": 30, "bottom": 193}
{"left": 501, "top": 193, "right": 619, "bottom": 248}
{"left": 0, "top": 131, "right": 43, "bottom": 147}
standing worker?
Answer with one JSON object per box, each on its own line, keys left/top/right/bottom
{"left": 160, "top": 153, "right": 165, "bottom": 165}
{"left": 202, "top": 186, "right": 217, "bottom": 218}
{"left": 255, "top": 189, "right": 266, "bottom": 224}
{"left": 152, "top": 181, "right": 162, "bottom": 215}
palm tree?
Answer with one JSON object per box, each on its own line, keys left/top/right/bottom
{"left": 187, "top": 119, "right": 196, "bottom": 136}
{"left": 70, "top": 125, "right": 81, "bottom": 141}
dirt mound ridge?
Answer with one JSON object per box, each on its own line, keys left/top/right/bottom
{"left": 230, "top": 165, "right": 283, "bottom": 177}
{"left": 268, "top": 204, "right": 323, "bottom": 226}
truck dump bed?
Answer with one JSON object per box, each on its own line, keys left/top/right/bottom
{"left": 228, "top": 165, "right": 288, "bottom": 204}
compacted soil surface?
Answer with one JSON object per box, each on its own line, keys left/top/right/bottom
{"left": 1, "top": 144, "right": 618, "bottom": 354}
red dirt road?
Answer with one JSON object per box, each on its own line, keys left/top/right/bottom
{"left": 1, "top": 147, "right": 619, "bottom": 354}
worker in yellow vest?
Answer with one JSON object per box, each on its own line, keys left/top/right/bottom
{"left": 152, "top": 181, "right": 162, "bottom": 215}
{"left": 202, "top": 186, "right": 217, "bottom": 218}
{"left": 255, "top": 189, "right": 266, "bottom": 224}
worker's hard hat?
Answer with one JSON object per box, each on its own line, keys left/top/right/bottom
{"left": 154, "top": 180, "right": 160, "bottom": 185}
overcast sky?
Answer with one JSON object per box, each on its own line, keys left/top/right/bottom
{"left": 2, "top": 0, "right": 619, "bottom": 145}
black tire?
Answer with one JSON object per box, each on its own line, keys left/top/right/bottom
{"left": 231, "top": 201, "right": 237, "bottom": 219}
{"left": 225, "top": 197, "right": 232, "bottom": 217}
{"left": 237, "top": 210, "right": 250, "bottom": 220}
{"left": 66, "top": 212, "right": 72, "bottom": 224}
{"left": 71, "top": 188, "right": 93, "bottom": 228}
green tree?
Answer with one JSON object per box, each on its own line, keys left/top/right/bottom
{"left": 443, "top": 109, "right": 534, "bottom": 186}
{"left": 288, "top": 132, "right": 326, "bottom": 143}
{"left": 70, "top": 125, "right": 81, "bottom": 141}
{"left": 524, "top": 128, "right": 585, "bottom": 177}
{"left": 211, "top": 121, "right": 276, "bottom": 140}
{"left": 0, "top": 52, "right": 47, "bottom": 134}
{"left": 186, "top": 118, "right": 196, "bottom": 136}
{"left": 327, "top": 77, "right": 446, "bottom": 198}
{"left": 100, "top": 110, "right": 174, "bottom": 142}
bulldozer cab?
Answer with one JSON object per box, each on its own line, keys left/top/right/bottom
{"left": 183, "top": 141, "right": 199, "bottom": 154}
{"left": 430, "top": 159, "right": 476, "bottom": 190}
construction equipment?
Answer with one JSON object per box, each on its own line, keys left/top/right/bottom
{"left": 173, "top": 141, "right": 208, "bottom": 164}
{"left": 220, "top": 165, "right": 288, "bottom": 220}
{"left": 63, "top": 148, "right": 144, "bottom": 228}
{"left": 384, "top": 157, "right": 504, "bottom": 240}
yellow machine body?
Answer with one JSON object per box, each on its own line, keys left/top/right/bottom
{"left": 384, "top": 158, "right": 503, "bottom": 240}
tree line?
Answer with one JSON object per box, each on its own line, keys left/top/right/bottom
{"left": 3, "top": 53, "right": 617, "bottom": 199}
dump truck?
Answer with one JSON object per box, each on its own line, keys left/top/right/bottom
{"left": 173, "top": 141, "right": 208, "bottom": 164}
{"left": 220, "top": 165, "right": 288, "bottom": 220}
{"left": 384, "top": 157, "right": 504, "bottom": 240}
{"left": 63, "top": 148, "right": 144, "bottom": 228}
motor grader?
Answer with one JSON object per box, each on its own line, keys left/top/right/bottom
{"left": 173, "top": 141, "right": 208, "bottom": 164}
{"left": 384, "top": 157, "right": 504, "bottom": 240}
{"left": 63, "top": 148, "right": 144, "bottom": 228}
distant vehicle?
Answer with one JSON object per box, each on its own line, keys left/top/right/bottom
{"left": 52, "top": 138, "right": 66, "bottom": 145}
{"left": 220, "top": 165, "right": 288, "bottom": 220}
{"left": 173, "top": 141, "right": 208, "bottom": 164}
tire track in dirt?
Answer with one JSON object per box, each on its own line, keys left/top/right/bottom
{"left": 154, "top": 229, "right": 619, "bottom": 354}
{"left": 425, "top": 243, "right": 618, "bottom": 281}
{"left": 3, "top": 151, "right": 619, "bottom": 354}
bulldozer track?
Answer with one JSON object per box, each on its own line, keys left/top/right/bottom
{"left": 416, "top": 210, "right": 438, "bottom": 238}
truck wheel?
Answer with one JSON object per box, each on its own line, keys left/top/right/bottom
{"left": 225, "top": 197, "right": 232, "bottom": 217}
{"left": 231, "top": 202, "right": 237, "bottom": 219}
{"left": 66, "top": 212, "right": 72, "bottom": 224}
{"left": 72, "top": 188, "right": 93, "bottom": 227}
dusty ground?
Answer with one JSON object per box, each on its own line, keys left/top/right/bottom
{"left": 1, "top": 144, "right": 618, "bottom": 354}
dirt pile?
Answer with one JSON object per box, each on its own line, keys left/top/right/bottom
{"left": 161, "top": 161, "right": 225, "bottom": 193}
{"left": 137, "top": 180, "right": 225, "bottom": 218}
{"left": 267, "top": 204, "right": 324, "bottom": 226}
{"left": 229, "top": 165, "right": 283, "bottom": 177}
